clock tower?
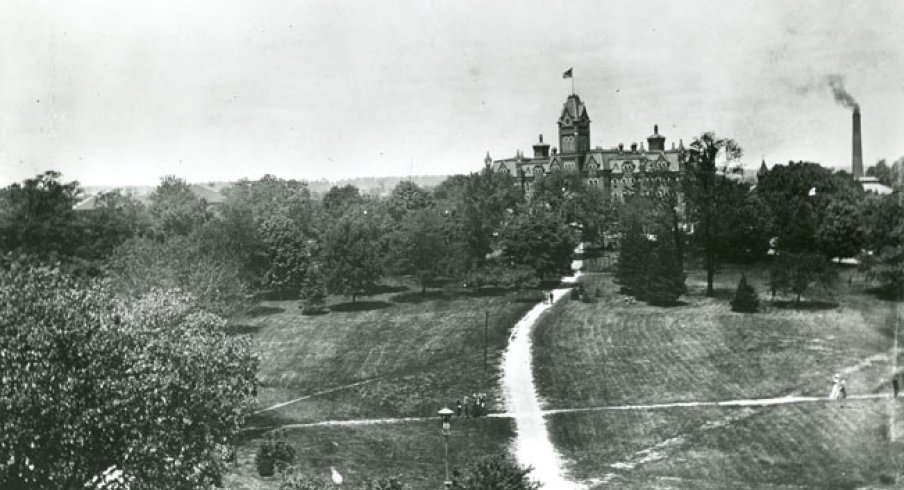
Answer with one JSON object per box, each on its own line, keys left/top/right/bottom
{"left": 557, "top": 94, "right": 591, "bottom": 155}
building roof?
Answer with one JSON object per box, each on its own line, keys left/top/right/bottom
{"left": 559, "top": 94, "right": 589, "bottom": 123}
{"left": 857, "top": 176, "right": 893, "bottom": 195}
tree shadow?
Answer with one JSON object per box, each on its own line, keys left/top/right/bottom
{"left": 244, "top": 305, "right": 286, "bottom": 317}
{"left": 329, "top": 301, "right": 393, "bottom": 312}
{"left": 390, "top": 290, "right": 452, "bottom": 304}
{"left": 864, "top": 286, "right": 904, "bottom": 302}
{"left": 225, "top": 323, "right": 264, "bottom": 336}
{"left": 364, "top": 284, "right": 409, "bottom": 296}
{"left": 770, "top": 300, "right": 839, "bottom": 311}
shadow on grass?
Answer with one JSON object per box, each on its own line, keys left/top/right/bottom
{"left": 770, "top": 300, "right": 839, "bottom": 311}
{"left": 329, "top": 301, "right": 393, "bottom": 312}
{"left": 864, "top": 286, "right": 904, "bottom": 302}
{"left": 390, "top": 290, "right": 451, "bottom": 303}
{"left": 244, "top": 305, "right": 286, "bottom": 317}
{"left": 364, "top": 284, "right": 409, "bottom": 296}
{"left": 225, "top": 323, "right": 264, "bottom": 336}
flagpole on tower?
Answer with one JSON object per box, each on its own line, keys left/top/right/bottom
{"left": 563, "top": 67, "right": 574, "bottom": 95}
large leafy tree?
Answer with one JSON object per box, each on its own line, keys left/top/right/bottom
{"left": 388, "top": 181, "right": 434, "bottom": 221}
{"left": 387, "top": 208, "right": 459, "bottom": 293}
{"left": 258, "top": 214, "right": 319, "bottom": 298}
{"left": 456, "top": 169, "right": 522, "bottom": 266}
{"left": 148, "top": 176, "right": 211, "bottom": 236}
{"left": 108, "top": 234, "right": 248, "bottom": 317}
{"left": 322, "top": 184, "right": 363, "bottom": 217}
{"left": 681, "top": 132, "right": 743, "bottom": 296}
{"left": 859, "top": 192, "right": 904, "bottom": 292}
{"left": 74, "top": 190, "right": 153, "bottom": 262}
{"left": 616, "top": 198, "right": 686, "bottom": 305}
{"left": 0, "top": 171, "right": 81, "bottom": 257}
{"left": 218, "top": 175, "right": 317, "bottom": 288}
{"left": 815, "top": 198, "right": 865, "bottom": 259}
{"left": 500, "top": 204, "right": 577, "bottom": 280}
{"left": 0, "top": 264, "right": 258, "bottom": 489}
{"left": 322, "top": 207, "right": 384, "bottom": 302}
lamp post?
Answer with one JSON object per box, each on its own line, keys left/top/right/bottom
{"left": 438, "top": 407, "right": 454, "bottom": 489}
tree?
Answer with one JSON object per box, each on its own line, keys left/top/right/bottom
{"left": 0, "top": 171, "right": 81, "bottom": 257}
{"left": 298, "top": 262, "right": 327, "bottom": 314}
{"left": 859, "top": 192, "right": 904, "bottom": 293}
{"left": 74, "top": 190, "right": 152, "bottom": 263}
{"left": 642, "top": 229, "right": 687, "bottom": 306}
{"left": 815, "top": 198, "right": 864, "bottom": 259}
{"left": 388, "top": 208, "right": 458, "bottom": 293}
{"left": 148, "top": 175, "right": 211, "bottom": 236}
{"left": 450, "top": 455, "right": 540, "bottom": 490}
{"left": 388, "top": 181, "right": 434, "bottom": 221}
{"left": 616, "top": 199, "right": 685, "bottom": 305}
{"left": 322, "top": 184, "right": 363, "bottom": 217}
{"left": 718, "top": 189, "right": 772, "bottom": 264}
{"left": 456, "top": 169, "right": 523, "bottom": 266}
{"left": 0, "top": 264, "right": 258, "bottom": 489}
{"left": 500, "top": 204, "right": 577, "bottom": 280}
{"left": 108, "top": 234, "right": 248, "bottom": 317}
{"left": 322, "top": 207, "right": 384, "bottom": 302}
{"left": 259, "top": 214, "right": 319, "bottom": 298}
{"left": 682, "top": 132, "right": 743, "bottom": 296}
{"left": 769, "top": 252, "right": 836, "bottom": 305}
{"left": 730, "top": 275, "right": 760, "bottom": 313}
{"left": 218, "top": 175, "right": 317, "bottom": 287}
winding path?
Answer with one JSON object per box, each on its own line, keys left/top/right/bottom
{"left": 500, "top": 263, "right": 583, "bottom": 489}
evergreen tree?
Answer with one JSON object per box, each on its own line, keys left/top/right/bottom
{"left": 730, "top": 274, "right": 760, "bottom": 312}
{"left": 298, "top": 263, "right": 327, "bottom": 315}
{"left": 643, "top": 230, "right": 687, "bottom": 306}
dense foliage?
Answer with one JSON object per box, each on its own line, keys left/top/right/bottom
{"left": 0, "top": 264, "right": 258, "bottom": 489}
{"left": 450, "top": 455, "right": 540, "bottom": 490}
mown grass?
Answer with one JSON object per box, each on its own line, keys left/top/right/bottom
{"left": 534, "top": 265, "right": 904, "bottom": 488}
{"left": 225, "top": 278, "right": 537, "bottom": 488}
{"left": 225, "top": 417, "right": 515, "bottom": 490}
{"left": 534, "top": 267, "right": 901, "bottom": 409}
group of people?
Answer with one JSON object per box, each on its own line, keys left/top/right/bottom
{"left": 456, "top": 392, "right": 488, "bottom": 418}
{"left": 542, "top": 291, "right": 555, "bottom": 304}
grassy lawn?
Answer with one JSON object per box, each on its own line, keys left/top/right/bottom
{"left": 225, "top": 278, "right": 538, "bottom": 488}
{"left": 534, "top": 267, "right": 901, "bottom": 409}
{"left": 534, "top": 265, "right": 903, "bottom": 487}
{"left": 225, "top": 417, "right": 515, "bottom": 490}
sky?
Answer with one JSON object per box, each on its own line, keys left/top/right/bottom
{"left": 1, "top": 0, "right": 902, "bottom": 187}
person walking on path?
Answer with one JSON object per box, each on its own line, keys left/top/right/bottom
{"left": 456, "top": 399, "right": 462, "bottom": 417}
{"left": 463, "top": 394, "right": 470, "bottom": 418}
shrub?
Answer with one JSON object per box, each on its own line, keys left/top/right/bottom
{"left": 279, "top": 467, "right": 329, "bottom": 490}
{"left": 730, "top": 274, "right": 760, "bottom": 313}
{"left": 594, "top": 287, "right": 603, "bottom": 298}
{"left": 451, "top": 455, "right": 540, "bottom": 490}
{"left": 256, "top": 429, "right": 296, "bottom": 477}
{"left": 362, "top": 477, "right": 408, "bottom": 490}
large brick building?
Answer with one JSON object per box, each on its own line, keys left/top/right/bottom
{"left": 487, "top": 93, "right": 685, "bottom": 200}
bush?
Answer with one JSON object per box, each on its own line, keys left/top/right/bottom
{"left": 451, "top": 455, "right": 540, "bottom": 490}
{"left": 279, "top": 467, "right": 329, "bottom": 490}
{"left": 362, "top": 477, "right": 408, "bottom": 490}
{"left": 730, "top": 275, "right": 760, "bottom": 313}
{"left": 256, "top": 429, "right": 296, "bottom": 477}
{"left": 594, "top": 287, "right": 603, "bottom": 298}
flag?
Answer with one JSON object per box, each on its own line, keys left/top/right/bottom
{"left": 562, "top": 68, "right": 573, "bottom": 79}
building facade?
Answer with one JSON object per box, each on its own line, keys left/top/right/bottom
{"left": 486, "top": 93, "right": 685, "bottom": 200}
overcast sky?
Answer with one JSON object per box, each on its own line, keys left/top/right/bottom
{"left": 1, "top": 0, "right": 902, "bottom": 187}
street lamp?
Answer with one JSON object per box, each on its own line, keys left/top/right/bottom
{"left": 438, "top": 407, "right": 454, "bottom": 489}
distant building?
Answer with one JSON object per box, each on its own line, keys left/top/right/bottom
{"left": 486, "top": 93, "right": 685, "bottom": 200}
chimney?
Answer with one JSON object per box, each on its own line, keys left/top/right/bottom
{"left": 852, "top": 107, "right": 863, "bottom": 179}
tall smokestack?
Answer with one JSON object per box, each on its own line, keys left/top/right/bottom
{"left": 852, "top": 106, "right": 863, "bottom": 179}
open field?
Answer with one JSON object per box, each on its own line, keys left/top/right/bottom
{"left": 534, "top": 265, "right": 904, "bottom": 487}
{"left": 242, "top": 280, "right": 537, "bottom": 426}
{"left": 226, "top": 279, "right": 537, "bottom": 487}
{"left": 534, "top": 267, "right": 902, "bottom": 409}
{"left": 225, "top": 417, "right": 515, "bottom": 490}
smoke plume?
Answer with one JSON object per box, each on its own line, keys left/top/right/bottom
{"left": 825, "top": 74, "right": 859, "bottom": 111}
